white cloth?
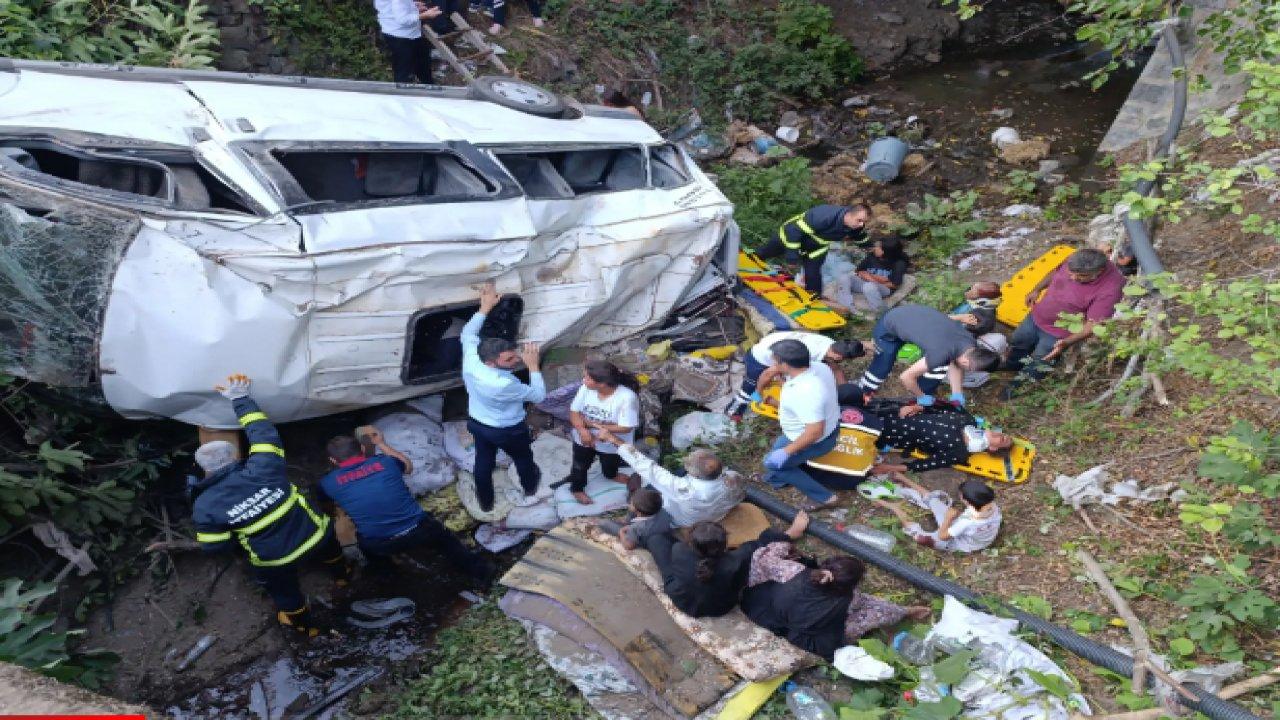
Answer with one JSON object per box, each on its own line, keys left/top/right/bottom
{"left": 374, "top": 0, "right": 423, "bottom": 38}
{"left": 616, "top": 443, "right": 744, "bottom": 528}
{"left": 749, "top": 331, "right": 837, "bottom": 366}
{"left": 778, "top": 362, "right": 840, "bottom": 441}
{"left": 570, "top": 384, "right": 640, "bottom": 453}
{"left": 461, "top": 312, "right": 546, "bottom": 428}
{"left": 900, "top": 486, "right": 1001, "bottom": 553}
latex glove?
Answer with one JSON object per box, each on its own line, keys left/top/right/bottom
{"left": 215, "top": 374, "right": 251, "bottom": 400}
{"left": 915, "top": 394, "right": 935, "bottom": 407}
{"left": 949, "top": 392, "right": 966, "bottom": 407}
{"left": 764, "top": 448, "right": 790, "bottom": 470}
{"left": 749, "top": 391, "right": 763, "bottom": 403}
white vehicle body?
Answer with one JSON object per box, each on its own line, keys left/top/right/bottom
{"left": 0, "top": 61, "right": 736, "bottom": 427}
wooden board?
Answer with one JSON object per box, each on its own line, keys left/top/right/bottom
{"left": 910, "top": 439, "right": 1036, "bottom": 484}
{"left": 737, "top": 251, "right": 846, "bottom": 330}
{"left": 804, "top": 424, "right": 881, "bottom": 477}
{"left": 996, "top": 244, "right": 1075, "bottom": 327}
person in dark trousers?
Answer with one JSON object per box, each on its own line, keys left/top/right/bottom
{"left": 486, "top": 0, "right": 544, "bottom": 33}
{"left": 754, "top": 204, "right": 871, "bottom": 297}
{"left": 868, "top": 403, "right": 1014, "bottom": 475}
{"left": 567, "top": 360, "right": 641, "bottom": 504}
{"left": 192, "top": 374, "right": 347, "bottom": 637}
{"left": 461, "top": 283, "right": 545, "bottom": 512}
{"left": 852, "top": 236, "right": 910, "bottom": 314}
{"left": 854, "top": 304, "right": 1001, "bottom": 408}
{"left": 1002, "top": 248, "right": 1126, "bottom": 397}
{"left": 315, "top": 430, "right": 492, "bottom": 584}
{"left": 376, "top": 0, "right": 441, "bottom": 84}
{"left": 630, "top": 510, "right": 810, "bottom": 618}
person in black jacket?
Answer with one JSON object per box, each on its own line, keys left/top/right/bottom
{"left": 755, "top": 204, "right": 871, "bottom": 296}
{"left": 636, "top": 509, "right": 810, "bottom": 618}
{"left": 852, "top": 236, "right": 910, "bottom": 315}
{"left": 192, "top": 374, "right": 347, "bottom": 637}
{"left": 740, "top": 554, "right": 865, "bottom": 660}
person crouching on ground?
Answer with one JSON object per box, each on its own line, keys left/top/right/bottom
{"left": 742, "top": 548, "right": 931, "bottom": 660}
{"left": 314, "top": 429, "right": 494, "bottom": 586}
{"left": 461, "top": 282, "right": 545, "bottom": 513}
{"left": 731, "top": 331, "right": 865, "bottom": 421}
{"left": 567, "top": 360, "right": 642, "bottom": 504}
{"left": 762, "top": 339, "right": 843, "bottom": 511}
{"left": 878, "top": 478, "right": 1002, "bottom": 553}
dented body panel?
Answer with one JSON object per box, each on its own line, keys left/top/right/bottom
{"left": 0, "top": 61, "right": 735, "bottom": 427}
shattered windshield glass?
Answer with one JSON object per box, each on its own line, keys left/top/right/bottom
{"left": 0, "top": 186, "right": 139, "bottom": 386}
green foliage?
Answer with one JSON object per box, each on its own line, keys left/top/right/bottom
{"left": 895, "top": 191, "right": 988, "bottom": 262}
{"left": 1178, "top": 501, "right": 1231, "bottom": 533}
{"left": 0, "top": 0, "right": 219, "bottom": 68}
{"left": 1172, "top": 572, "right": 1278, "bottom": 658}
{"left": 1009, "top": 594, "right": 1053, "bottom": 620}
{"left": 553, "top": 0, "right": 861, "bottom": 123}
{"left": 1001, "top": 170, "right": 1039, "bottom": 204}
{"left": 0, "top": 579, "right": 116, "bottom": 688}
{"left": 248, "top": 0, "right": 389, "bottom": 79}
{"left": 713, "top": 158, "right": 816, "bottom": 247}
{"left": 391, "top": 596, "right": 591, "bottom": 718}
{"left": 1097, "top": 275, "right": 1280, "bottom": 399}
{"left": 1043, "top": 183, "right": 1082, "bottom": 221}
{"left": 911, "top": 271, "right": 969, "bottom": 311}
{"left": 1199, "top": 421, "right": 1280, "bottom": 497}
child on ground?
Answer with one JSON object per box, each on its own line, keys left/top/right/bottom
{"left": 617, "top": 485, "right": 664, "bottom": 550}
{"left": 878, "top": 477, "right": 1002, "bottom": 552}
{"left": 852, "top": 236, "right": 910, "bottom": 314}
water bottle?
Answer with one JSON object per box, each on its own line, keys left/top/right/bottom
{"left": 892, "top": 631, "right": 937, "bottom": 664}
{"left": 784, "top": 682, "right": 837, "bottom": 720}
{"left": 914, "top": 666, "right": 951, "bottom": 703}
{"left": 845, "top": 524, "right": 897, "bottom": 553}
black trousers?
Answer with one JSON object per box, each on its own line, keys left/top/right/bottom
{"left": 252, "top": 523, "right": 344, "bottom": 613}
{"left": 755, "top": 236, "right": 827, "bottom": 296}
{"left": 383, "top": 33, "right": 433, "bottom": 84}
{"left": 566, "top": 442, "right": 623, "bottom": 493}
{"left": 360, "top": 513, "right": 484, "bottom": 577}
{"left": 468, "top": 418, "right": 541, "bottom": 511}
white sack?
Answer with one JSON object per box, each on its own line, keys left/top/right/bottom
{"left": 503, "top": 500, "right": 561, "bottom": 530}
{"left": 833, "top": 646, "right": 895, "bottom": 681}
{"left": 670, "top": 411, "right": 740, "bottom": 450}
{"left": 554, "top": 477, "right": 630, "bottom": 518}
{"left": 456, "top": 468, "right": 519, "bottom": 522}
{"left": 991, "top": 127, "right": 1021, "bottom": 148}
{"left": 475, "top": 524, "right": 532, "bottom": 553}
{"left": 372, "top": 412, "right": 456, "bottom": 495}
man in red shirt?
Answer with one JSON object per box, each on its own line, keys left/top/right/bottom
{"left": 1003, "top": 248, "right": 1126, "bottom": 398}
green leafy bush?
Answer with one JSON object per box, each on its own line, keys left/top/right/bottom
{"left": 0, "top": 0, "right": 219, "bottom": 68}
{"left": 713, "top": 158, "right": 816, "bottom": 247}
{"left": 0, "top": 579, "right": 116, "bottom": 688}
{"left": 895, "top": 191, "right": 988, "bottom": 262}
{"left": 248, "top": 0, "right": 388, "bottom": 79}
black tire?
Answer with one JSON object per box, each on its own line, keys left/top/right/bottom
{"left": 468, "top": 75, "right": 567, "bottom": 118}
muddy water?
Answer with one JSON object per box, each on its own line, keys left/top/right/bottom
{"left": 889, "top": 41, "right": 1141, "bottom": 177}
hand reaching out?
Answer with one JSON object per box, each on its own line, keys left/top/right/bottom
{"left": 477, "top": 282, "right": 501, "bottom": 314}
{"left": 214, "top": 373, "right": 251, "bottom": 400}
{"left": 520, "top": 342, "right": 541, "bottom": 371}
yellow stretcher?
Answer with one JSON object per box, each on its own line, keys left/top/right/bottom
{"left": 909, "top": 438, "right": 1036, "bottom": 484}
{"left": 748, "top": 382, "right": 782, "bottom": 419}
{"left": 805, "top": 423, "right": 882, "bottom": 477}
{"left": 737, "top": 251, "right": 847, "bottom": 331}
{"left": 996, "top": 244, "right": 1076, "bottom": 327}
{"left": 754, "top": 384, "right": 1036, "bottom": 482}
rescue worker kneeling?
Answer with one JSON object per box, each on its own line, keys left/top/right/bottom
{"left": 316, "top": 429, "right": 495, "bottom": 587}
{"left": 191, "top": 374, "right": 348, "bottom": 637}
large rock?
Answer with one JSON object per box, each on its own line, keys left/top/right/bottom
{"left": 1000, "top": 138, "right": 1051, "bottom": 165}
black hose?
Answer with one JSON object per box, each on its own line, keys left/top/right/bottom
{"left": 1122, "top": 23, "right": 1187, "bottom": 276}
{"left": 745, "top": 487, "right": 1263, "bottom": 720}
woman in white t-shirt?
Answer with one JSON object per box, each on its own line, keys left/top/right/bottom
{"left": 567, "top": 360, "right": 642, "bottom": 504}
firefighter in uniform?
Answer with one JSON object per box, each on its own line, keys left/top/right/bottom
{"left": 755, "top": 203, "right": 872, "bottom": 297}
{"left": 191, "top": 374, "right": 348, "bottom": 636}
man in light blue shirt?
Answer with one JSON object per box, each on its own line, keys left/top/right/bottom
{"left": 463, "top": 283, "right": 546, "bottom": 511}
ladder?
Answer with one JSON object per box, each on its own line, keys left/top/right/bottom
{"left": 422, "top": 11, "right": 510, "bottom": 83}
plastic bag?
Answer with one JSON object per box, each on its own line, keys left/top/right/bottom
{"left": 372, "top": 413, "right": 456, "bottom": 495}
{"left": 833, "top": 646, "right": 895, "bottom": 681}
{"left": 670, "top": 411, "right": 740, "bottom": 450}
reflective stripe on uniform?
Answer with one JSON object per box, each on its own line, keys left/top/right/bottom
{"left": 778, "top": 213, "right": 831, "bottom": 259}
{"left": 249, "top": 442, "right": 285, "bottom": 458}
{"left": 237, "top": 488, "right": 330, "bottom": 568}
{"left": 197, "top": 531, "right": 231, "bottom": 543}
{"left": 238, "top": 411, "right": 268, "bottom": 426}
